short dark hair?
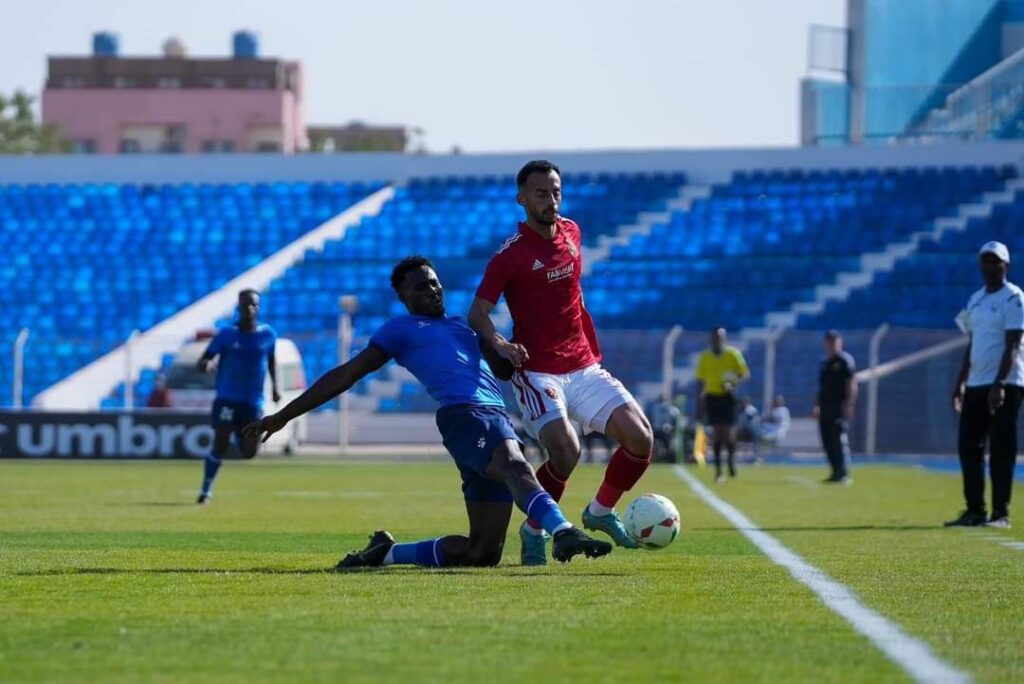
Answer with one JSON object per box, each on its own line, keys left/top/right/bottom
{"left": 391, "top": 255, "right": 435, "bottom": 292}
{"left": 517, "top": 160, "right": 561, "bottom": 189}
{"left": 238, "top": 288, "right": 260, "bottom": 300}
{"left": 824, "top": 329, "right": 841, "bottom": 340}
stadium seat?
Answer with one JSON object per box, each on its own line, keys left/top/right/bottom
{"left": 0, "top": 181, "right": 382, "bottom": 406}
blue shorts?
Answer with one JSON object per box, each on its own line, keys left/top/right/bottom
{"left": 435, "top": 404, "right": 519, "bottom": 503}
{"left": 211, "top": 399, "right": 262, "bottom": 436}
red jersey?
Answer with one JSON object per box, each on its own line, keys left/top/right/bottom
{"left": 476, "top": 218, "right": 601, "bottom": 374}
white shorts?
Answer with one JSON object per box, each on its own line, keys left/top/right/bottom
{"left": 510, "top": 363, "right": 635, "bottom": 438}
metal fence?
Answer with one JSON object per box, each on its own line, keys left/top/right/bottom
{"left": 804, "top": 78, "right": 1024, "bottom": 145}
{"left": 9, "top": 324, "right": 1016, "bottom": 456}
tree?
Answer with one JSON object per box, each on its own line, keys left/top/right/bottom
{"left": 0, "top": 90, "right": 70, "bottom": 154}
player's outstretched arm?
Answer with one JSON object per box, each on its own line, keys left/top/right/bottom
{"left": 479, "top": 339, "right": 514, "bottom": 381}
{"left": 468, "top": 296, "right": 529, "bottom": 367}
{"left": 197, "top": 347, "right": 216, "bottom": 373}
{"left": 244, "top": 346, "right": 389, "bottom": 442}
{"left": 268, "top": 346, "right": 281, "bottom": 404}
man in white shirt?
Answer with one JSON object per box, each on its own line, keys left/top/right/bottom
{"left": 734, "top": 396, "right": 761, "bottom": 443}
{"left": 758, "top": 395, "right": 791, "bottom": 447}
{"left": 946, "top": 241, "right": 1024, "bottom": 529}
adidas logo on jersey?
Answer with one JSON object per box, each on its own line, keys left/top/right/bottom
{"left": 532, "top": 259, "right": 544, "bottom": 271}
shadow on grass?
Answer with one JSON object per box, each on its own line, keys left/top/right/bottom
{"left": 382, "top": 568, "right": 628, "bottom": 577}
{"left": 110, "top": 502, "right": 195, "bottom": 507}
{"left": 693, "top": 525, "right": 941, "bottom": 532}
{"left": 17, "top": 566, "right": 627, "bottom": 577}
{"left": 17, "top": 567, "right": 332, "bottom": 576}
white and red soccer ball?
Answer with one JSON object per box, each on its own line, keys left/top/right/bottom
{"left": 624, "top": 494, "right": 681, "bottom": 549}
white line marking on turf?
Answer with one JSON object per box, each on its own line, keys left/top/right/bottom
{"left": 964, "top": 531, "right": 1024, "bottom": 551}
{"left": 782, "top": 475, "right": 818, "bottom": 490}
{"left": 674, "top": 465, "right": 971, "bottom": 684}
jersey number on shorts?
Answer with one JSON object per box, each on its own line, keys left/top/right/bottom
{"left": 219, "top": 406, "right": 235, "bottom": 422}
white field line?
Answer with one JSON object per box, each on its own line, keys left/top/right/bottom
{"left": 674, "top": 465, "right": 971, "bottom": 684}
{"left": 781, "top": 475, "right": 819, "bottom": 490}
{"left": 965, "top": 531, "right": 1024, "bottom": 550}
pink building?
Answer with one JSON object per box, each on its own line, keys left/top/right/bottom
{"left": 42, "top": 33, "right": 306, "bottom": 155}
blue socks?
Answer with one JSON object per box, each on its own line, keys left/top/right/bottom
{"left": 523, "top": 490, "right": 572, "bottom": 536}
{"left": 200, "top": 452, "right": 224, "bottom": 497}
{"left": 378, "top": 492, "right": 571, "bottom": 567}
{"left": 379, "top": 492, "right": 570, "bottom": 568}
{"left": 386, "top": 538, "right": 446, "bottom": 567}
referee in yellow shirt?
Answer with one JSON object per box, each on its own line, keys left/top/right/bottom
{"left": 695, "top": 328, "right": 751, "bottom": 482}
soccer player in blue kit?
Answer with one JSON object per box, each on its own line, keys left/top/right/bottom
{"left": 196, "top": 289, "right": 280, "bottom": 504}
{"left": 244, "top": 257, "right": 612, "bottom": 568}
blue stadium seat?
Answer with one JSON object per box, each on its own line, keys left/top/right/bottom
{"left": 8, "top": 164, "right": 1011, "bottom": 414}
{"left": 0, "top": 181, "right": 382, "bottom": 407}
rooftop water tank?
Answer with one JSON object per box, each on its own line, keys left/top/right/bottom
{"left": 232, "top": 31, "right": 258, "bottom": 59}
{"left": 92, "top": 32, "right": 120, "bottom": 57}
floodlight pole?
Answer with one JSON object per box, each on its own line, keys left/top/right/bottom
{"left": 12, "top": 328, "right": 29, "bottom": 409}
{"left": 662, "top": 326, "right": 683, "bottom": 402}
{"left": 337, "top": 295, "right": 358, "bottom": 457}
{"left": 125, "top": 330, "right": 139, "bottom": 411}
{"left": 865, "top": 323, "right": 890, "bottom": 456}
{"left": 763, "top": 327, "right": 785, "bottom": 412}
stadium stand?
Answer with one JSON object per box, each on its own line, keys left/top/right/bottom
{"left": 589, "top": 165, "right": 1016, "bottom": 330}
{"left": 263, "top": 164, "right": 1011, "bottom": 415}
{"left": 0, "top": 181, "right": 380, "bottom": 406}
{"left": 6, "top": 161, "right": 1020, "bottom": 418}
{"left": 801, "top": 181, "right": 1024, "bottom": 329}
{"left": 247, "top": 172, "right": 687, "bottom": 413}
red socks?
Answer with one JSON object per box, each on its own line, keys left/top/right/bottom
{"left": 527, "top": 462, "right": 567, "bottom": 530}
{"left": 528, "top": 448, "right": 651, "bottom": 530}
{"left": 595, "top": 447, "right": 651, "bottom": 508}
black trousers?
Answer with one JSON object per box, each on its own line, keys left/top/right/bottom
{"left": 818, "top": 411, "right": 851, "bottom": 478}
{"left": 958, "top": 385, "right": 1023, "bottom": 517}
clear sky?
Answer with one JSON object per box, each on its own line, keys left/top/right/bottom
{"left": 0, "top": 0, "right": 845, "bottom": 152}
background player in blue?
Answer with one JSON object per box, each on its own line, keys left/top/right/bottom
{"left": 244, "top": 256, "right": 612, "bottom": 568}
{"left": 196, "top": 289, "right": 280, "bottom": 504}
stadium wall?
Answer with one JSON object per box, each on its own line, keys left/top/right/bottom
{"left": 850, "top": 0, "right": 1005, "bottom": 138}
{"left": 2, "top": 141, "right": 1024, "bottom": 186}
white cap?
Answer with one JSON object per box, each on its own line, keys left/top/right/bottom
{"left": 979, "top": 240, "right": 1010, "bottom": 264}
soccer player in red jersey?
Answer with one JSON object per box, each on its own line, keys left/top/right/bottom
{"left": 469, "top": 160, "right": 654, "bottom": 564}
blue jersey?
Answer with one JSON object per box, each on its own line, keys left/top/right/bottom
{"left": 369, "top": 315, "right": 505, "bottom": 409}
{"left": 206, "top": 324, "right": 277, "bottom": 407}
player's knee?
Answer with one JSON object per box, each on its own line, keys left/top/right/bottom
{"left": 504, "top": 454, "right": 534, "bottom": 484}
{"left": 546, "top": 433, "right": 580, "bottom": 464}
{"left": 490, "top": 442, "right": 531, "bottom": 478}
{"left": 622, "top": 419, "right": 654, "bottom": 457}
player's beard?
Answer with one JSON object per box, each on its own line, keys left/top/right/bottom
{"left": 533, "top": 207, "right": 558, "bottom": 227}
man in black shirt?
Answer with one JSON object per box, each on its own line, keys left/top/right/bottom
{"left": 814, "top": 330, "right": 857, "bottom": 484}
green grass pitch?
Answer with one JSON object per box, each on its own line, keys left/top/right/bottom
{"left": 2, "top": 459, "right": 1022, "bottom": 683}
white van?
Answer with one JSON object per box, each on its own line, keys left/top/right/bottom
{"left": 164, "top": 334, "right": 308, "bottom": 453}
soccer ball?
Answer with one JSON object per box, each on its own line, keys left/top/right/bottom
{"left": 624, "top": 494, "right": 680, "bottom": 550}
